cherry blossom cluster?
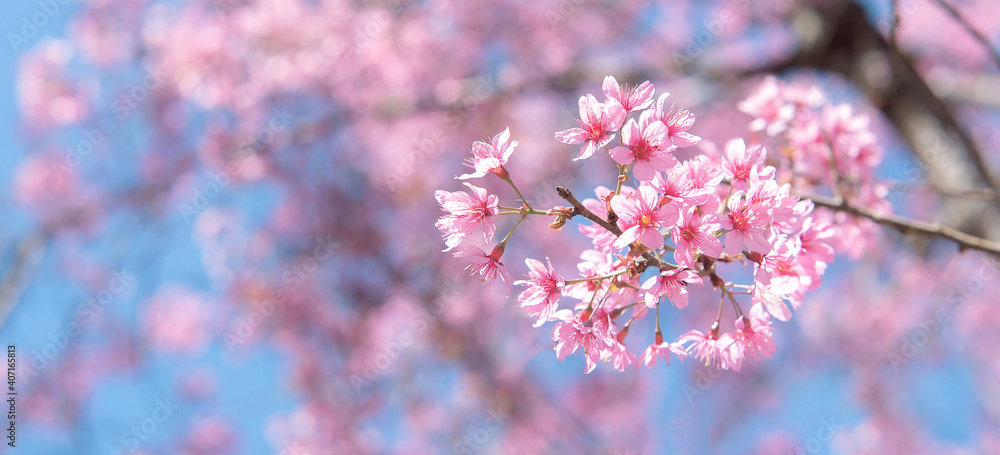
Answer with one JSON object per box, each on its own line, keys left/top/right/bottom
{"left": 436, "top": 76, "right": 887, "bottom": 373}
{"left": 738, "top": 76, "right": 892, "bottom": 258}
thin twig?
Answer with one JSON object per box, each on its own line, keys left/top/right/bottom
{"left": 800, "top": 191, "right": 1000, "bottom": 256}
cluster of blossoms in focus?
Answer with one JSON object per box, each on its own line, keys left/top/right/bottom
{"left": 436, "top": 75, "right": 890, "bottom": 373}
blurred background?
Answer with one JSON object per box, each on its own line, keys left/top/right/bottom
{"left": 1, "top": 0, "right": 1000, "bottom": 453}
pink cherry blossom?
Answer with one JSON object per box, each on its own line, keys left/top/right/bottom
{"left": 681, "top": 155, "right": 725, "bottom": 204}
{"left": 671, "top": 207, "right": 724, "bottom": 268}
{"left": 457, "top": 127, "right": 518, "bottom": 180}
{"left": 434, "top": 182, "right": 499, "bottom": 251}
{"left": 143, "top": 285, "right": 211, "bottom": 354}
{"left": 565, "top": 249, "right": 615, "bottom": 301}
{"left": 799, "top": 218, "right": 836, "bottom": 263}
{"left": 602, "top": 76, "right": 654, "bottom": 113}
{"left": 641, "top": 268, "right": 701, "bottom": 309}
{"left": 610, "top": 185, "right": 678, "bottom": 250}
{"left": 731, "top": 303, "right": 777, "bottom": 367}
{"left": 514, "top": 257, "right": 565, "bottom": 327}
{"left": 604, "top": 340, "right": 639, "bottom": 371}
{"left": 652, "top": 93, "right": 701, "bottom": 148}
{"left": 744, "top": 173, "right": 794, "bottom": 224}
{"left": 752, "top": 280, "right": 794, "bottom": 322}
{"left": 642, "top": 339, "right": 688, "bottom": 368}
{"left": 677, "top": 328, "right": 738, "bottom": 370}
{"left": 738, "top": 76, "right": 795, "bottom": 136}
{"left": 551, "top": 309, "right": 611, "bottom": 374}
{"left": 720, "top": 190, "right": 772, "bottom": 256}
{"left": 555, "top": 94, "right": 626, "bottom": 161}
{"left": 650, "top": 165, "right": 700, "bottom": 205}
{"left": 454, "top": 245, "right": 513, "bottom": 295}
{"left": 610, "top": 115, "right": 678, "bottom": 181}
{"left": 722, "top": 138, "right": 775, "bottom": 191}
{"left": 579, "top": 223, "right": 618, "bottom": 254}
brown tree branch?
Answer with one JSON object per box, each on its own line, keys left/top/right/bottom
{"left": 800, "top": 192, "right": 1000, "bottom": 256}
{"left": 889, "top": 182, "right": 997, "bottom": 200}
{"left": 763, "top": 1, "right": 1000, "bottom": 220}
{"left": 555, "top": 186, "right": 622, "bottom": 236}
{"left": 554, "top": 186, "right": 675, "bottom": 273}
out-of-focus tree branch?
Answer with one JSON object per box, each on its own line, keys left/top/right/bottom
{"left": 766, "top": 0, "right": 1000, "bottom": 243}
{"left": 931, "top": 0, "right": 1000, "bottom": 70}
{"left": 0, "top": 232, "right": 47, "bottom": 328}
{"left": 800, "top": 192, "right": 1000, "bottom": 256}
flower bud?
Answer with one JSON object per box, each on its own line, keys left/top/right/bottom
{"left": 616, "top": 326, "right": 630, "bottom": 343}
{"left": 491, "top": 165, "right": 510, "bottom": 181}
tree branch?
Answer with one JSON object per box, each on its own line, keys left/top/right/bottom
{"left": 555, "top": 186, "right": 622, "bottom": 236}
{"left": 554, "top": 186, "right": 673, "bottom": 273}
{"left": 800, "top": 192, "right": 1000, "bottom": 256}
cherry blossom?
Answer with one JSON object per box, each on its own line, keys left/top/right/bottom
{"left": 552, "top": 309, "right": 611, "bottom": 374}
{"left": 720, "top": 190, "right": 773, "bottom": 256}
{"left": 641, "top": 268, "right": 701, "bottom": 309}
{"left": 514, "top": 257, "right": 565, "bottom": 327}
{"left": 729, "top": 304, "right": 777, "bottom": 371}
{"left": 642, "top": 339, "right": 688, "bottom": 369}
{"left": 555, "top": 94, "right": 627, "bottom": 161}
{"left": 434, "top": 182, "right": 499, "bottom": 251}
{"left": 677, "top": 327, "right": 738, "bottom": 370}
{"left": 16, "top": 0, "right": 1000, "bottom": 451}
{"left": 738, "top": 75, "right": 795, "bottom": 136}
{"left": 457, "top": 127, "right": 518, "bottom": 180}
{"left": 602, "top": 76, "right": 655, "bottom": 113}
{"left": 454, "top": 245, "right": 513, "bottom": 294}
{"left": 439, "top": 75, "right": 895, "bottom": 375}
{"left": 611, "top": 185, "right": 678, "bottom": 249}
{"left": 652, "top": 93, "right": 701, "bottom": 148}
{"left": 671, "top": 207, "right": 723, "bottom": 268}
{"left": 609, "top": 116, "right": 678, "bottom": 181}
{"left": 722, "top": 138, "right": 775, "bottom": 191}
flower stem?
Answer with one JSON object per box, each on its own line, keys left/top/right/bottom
{"left": 564, "top": 270, "right": 627, "bottom": 285}
{"left": 499, "top": 207, "right": 549, "bottom": 216}
{"left": 498, "top": 214, "right": 526, "bottom": 247}
{"left": 721, "top": 284, "right": 744, "bottom": 317}
{"left": 500, "top": 175, "right": 532, "bottom": 211}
